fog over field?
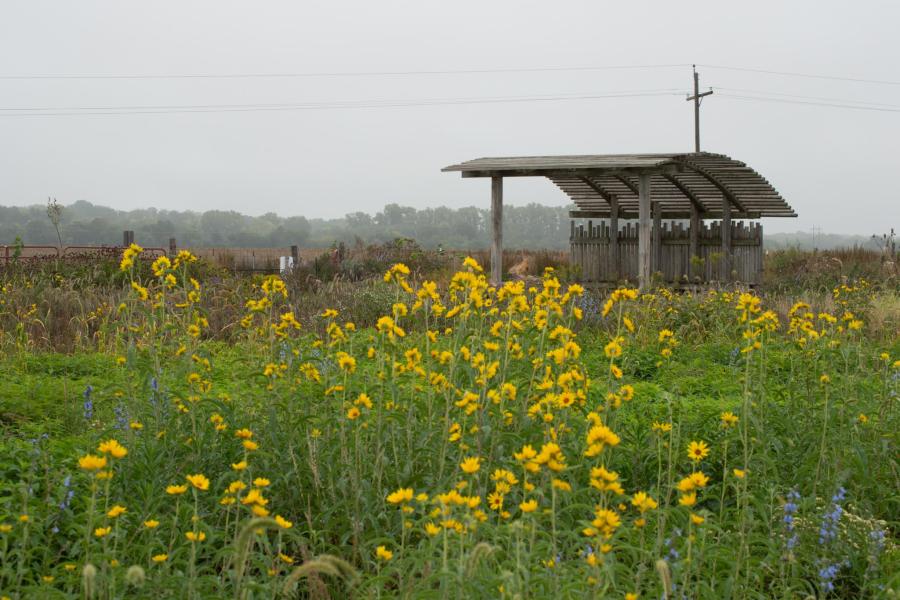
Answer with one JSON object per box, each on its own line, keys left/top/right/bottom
{"left": 1, "top": 1, "right": 898, "bottom": 235}
{"left": 0, "top": 200, "right": 884, "bottom": 251}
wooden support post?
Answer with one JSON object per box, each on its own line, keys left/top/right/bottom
{"left": 490, "top": 176, "right": 503, "bottom": 287}
{"left": 169, "top": 238, "right": 177, "bottom": 255}
{"left": 689, "top": 207, "right": 700, "bottom": 279}
{"left": 123, "top": 230, "right": 134, "bottom": 246}
{"left": 638, "top": 173, "right": 652, "bottom": 290}
{"left": 291, "top": 245, "right": 299, "bottom": 264}
{"left": 608, "top": 196, "right": 619, "bottom": 282}
{"left": 721, "top": 202, "right": 732, "bottom": 281}
{"left": 652, "top": 202, "right": 662, "bottom": 276}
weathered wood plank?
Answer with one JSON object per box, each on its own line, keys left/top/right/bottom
{"left": 491, "top": 176, "right": 503, "bottom": 286}
{"left": 638, "top": 174, "right": 651, "bottom": 290}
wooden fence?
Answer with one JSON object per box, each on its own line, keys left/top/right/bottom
{"left": 570, "top": 220, "right": 763, "bottom": 284}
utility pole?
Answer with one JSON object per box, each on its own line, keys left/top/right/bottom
{"left": 686, "top": 65, "right": 713, "bottom": 152}
{"left": 811, "top": 225, "right": 822, "bottom": 250}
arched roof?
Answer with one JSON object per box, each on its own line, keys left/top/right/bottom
{"left": 442, "top": 152, "right": 796, "bottom": 219}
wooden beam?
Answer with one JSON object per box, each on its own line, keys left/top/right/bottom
{"left": 577, "top": 176, "right": 614, "bottom": 204}
{"left": 638, "top": 173, "right": 651, "bottom": 290}
{"left": 612, "top": 174, "right": 640, "bottom": 195}
{"left": 609, "top": 196, "right": 619, "bottom": 281}
{"left": 491, "top": 176, "right": 503, "bottom": 287}
{"left": 721, "top": 200, "right": 732, "bottom": 281}
{"left": 662, "top": 173, "right": 706, "bottom": 213}
{"left": 689, "top": 206, "right": 700, "bottom": 279}
{"left": 652, "top": 202, "right": 662, "bottom": 274}
{"left": 682, "top": 160, "right": 749, "bottom": 213}
{"left": 568, "top": 210, "right": 762, "bottom": 219}
{"left": 458, "top": 164, "right": 683, "bottom": 179}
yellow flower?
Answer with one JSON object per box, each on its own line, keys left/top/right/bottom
{"left": 690, "top": 513, "right": 705, "bottom": 525}
{"left": 94, "top": 526, "right": 112, "bottom": 538}
{"left": 462, "top": 257, "right": 483, "bottom": 272}
{"left": 253, "top": 477, "right": 270, "bottom": 487}
{"left": 733, "top": 468, "right": 746, "bottom": 479}
{"left": 336, "top": 352, "right": 357, "bottom": 373}
{"left": 686, "top": 440, "right": 710, "bottom": 462}
{"left": 604, "top": 338, "right": 623, "bottom": 358}
{"left": 678, "top": 492, "right": 697, "bottom": 507}
{"left": 234, "top": 428, "right": 254, "bottom": 440}
{"left": 631, "top": 491, "right": 658, "bottom": 513}
{"left": 460, "top": 457, "right": 481, "bottom": 474}
{"left": 356, "top": 393, "right": 373, "bottom": 409}
{"left": 720, "top": 411, "right": 739, "bottom": 428}
{"left": 858, "top": 413, "right": 868, "bottom": 424}
{"left": 186, "top": 474, "right": 209, "bottom": 491}
{"left": 78, "top": 454, "right": 108, "bottom": 471}
{"left": 232, "top": 461, "right": 248, "bottom": 471}
{"left": 275, "top": 515, "right": 293, "bottom": 529}
{"left": 18, "top": 515, "right": 29, "bottom": 523}
{"left": 97, "top": 439, "right": 128, "bottom": 459}
{"left": 241, "top": 488, "right": 268, "bottom": 506}
{"left": 386, "top": 488, "right": 415, "bottom": 504}
{"left": 376, "top": 545, "right": 393, "bottom": 561}
{"left": 185, "top": 531, "right": 206, "bottom": 542}
{"left": 346, "top": 407, "right": 361, "bottom": 420}
{"left": 243, "top": 440, "right": 259, "bottom": 451}
{"left": 151, "top": 554, "right": 168, "bottom": 563}
{"left": 425, "top": 522, "right": 441, "bottom": 536}
{"left": 651, "top": 421, "right": 672, "bottom": 434}
{"left": 519, "top": 499, "right": 538, "bottom": 513}
{"left": 689, "top": 471, "right": 710, "bottom": 488}
{"left": 626, "top": 593, "right": 639, "bottom": 600}
{"left": 107, "top": 505, "right": 127, "bottom": 518}
{"left": 166, "top": 484, "right": 188, "bottom": 495}
{"left": 279, "top": 553, "right": 295, "bottom": 564}
{"left": 551, "top": 479, "right": 572, "bottom": 492}
{"left": 144, "top": 519, "right": 160, "bottom": 529}
{"left": 610, "top": 364, "right": 623, "bottom": 379}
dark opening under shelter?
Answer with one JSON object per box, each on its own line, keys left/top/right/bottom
{"left": 442, "top": 152, "right": 797, "bottom": 288}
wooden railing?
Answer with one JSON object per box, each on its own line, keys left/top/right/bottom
{"left": 570, "top": 220, "right": 763, "bottom": 284}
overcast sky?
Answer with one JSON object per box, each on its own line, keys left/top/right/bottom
{"left": 1, "top": 1, "right": 898, "bottom": 234}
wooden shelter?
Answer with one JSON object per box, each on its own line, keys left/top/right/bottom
{"left": 442, "top": 152, "right": 796, "bottom": 288}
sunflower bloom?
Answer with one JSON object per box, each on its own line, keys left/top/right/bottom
{"left": 186, "top": 474, "right": 210, "bottom": 491}
{"left": 460, "top": 457, "right": 481, "bottom": 474}
{"left": 686, "top": 440, "right": 710, "bottom": 462}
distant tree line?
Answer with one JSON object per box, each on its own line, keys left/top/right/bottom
{"left": 0, "top": 200, "right": 573, "bottom": 250}
{"left": 0, "top": 200, "right": 879, "bottom": 251}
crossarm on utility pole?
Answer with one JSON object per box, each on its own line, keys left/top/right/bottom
{"left": 687, "top": 65, "right": 714, "bottom": 152}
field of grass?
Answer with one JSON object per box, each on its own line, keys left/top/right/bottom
{"left": 0, "top": 247, "right": 897, "bottom": 599}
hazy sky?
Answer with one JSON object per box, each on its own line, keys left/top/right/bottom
{"left": 1, "top": 1, "right": 898, "bottom": 235}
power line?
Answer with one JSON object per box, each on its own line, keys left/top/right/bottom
{"left": 713, "top": 87, "right": 900, "bottom": 109}
{"left": 0, "top": 89, "right": 685, "bottom": 118}
{"left": 2, "top": 63, "right": 898, "bottom": 87}
{"left": 716, "top": 93, "right": 900, "bottom": 113}
{"left": 0, "top": 63, "right": 690, "bottom": 81}
{"left": 698, "top": 64, "right": 900, "bottom": 86}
